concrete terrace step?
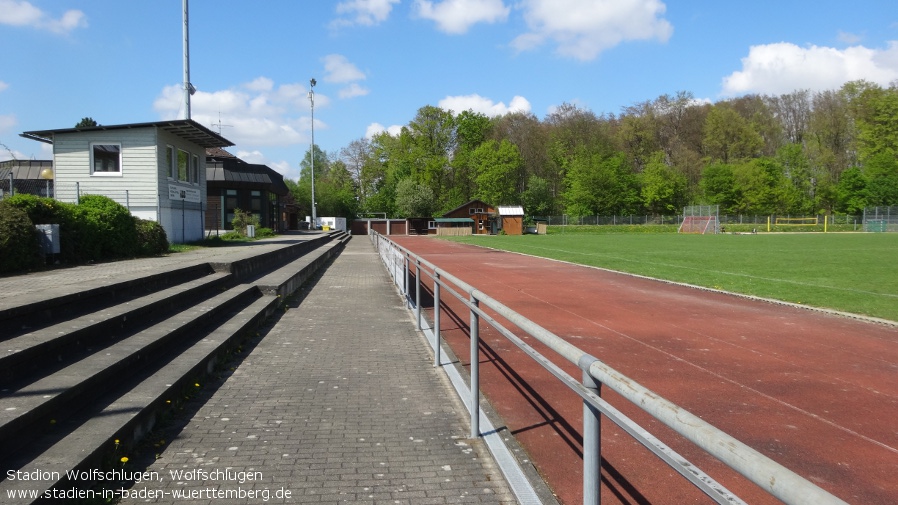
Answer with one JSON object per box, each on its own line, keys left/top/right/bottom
{"left": 0, "top": 233, "right": 349, "bottom": 503}
{"left": 0, "top": 283, "right": 261, "bottom": 459}
{"left": 0, "top": 294, "right": 280, "bottom": 505}
{"left": 255, "top": 232, "right": 350, "bottom": 297}
{"left": 0, "top": 263, "right": 218, "bottom": 340}
{"left": 0, "top": 271, "right": 233, "bottom": 384}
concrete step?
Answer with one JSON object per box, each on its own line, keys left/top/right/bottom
{"left": 0, "top": 263, "right": 217, "bottom": 341}
{"left": 0, "top": 271, "right": 233, "bottom": 385}
{"left": 0, "top": 294, "right": 279, "bottom": 504}
{"left": 0, "top": 284, "right": 261, "bottom": 460}
{"left": 0, "top": 235, "right": 350, "bottom": 503}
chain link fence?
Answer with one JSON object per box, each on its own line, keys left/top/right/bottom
{"left": 533, "top": 214, "right": 864, "bottom": 229}
{"left": 863, "top": 206, "right": 898, "bottom": 232}
{"left": 1, "top": 170, "right": 54, "bottom": 200}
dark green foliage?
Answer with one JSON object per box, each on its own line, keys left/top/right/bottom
{"left": 134, "top": 217, "right": 169, "bottom": 256}
{"left": 230, "top": 208, "right": 259, "bottom": 236}
{"left": 255, "top": 227, "right": 276, "bottom": 238}
{"left": 0, "top": 201, "right": 42, "bottom": 274}
{"left": 3, "top": 194, "right": 79, "bottom": 261}
{"left": 74, "top": 195, "right": 139, "bottom": 260}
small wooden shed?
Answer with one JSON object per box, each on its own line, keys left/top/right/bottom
{"left": 497, "top": 205, "right": 525, "bottom": 235}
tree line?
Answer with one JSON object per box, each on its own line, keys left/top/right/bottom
{"left": 288, "top": 80, "right": 898, "bottom": 220}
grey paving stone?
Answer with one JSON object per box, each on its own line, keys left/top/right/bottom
{"left": 117, "top": 237, "right": 516, "bottom": 504}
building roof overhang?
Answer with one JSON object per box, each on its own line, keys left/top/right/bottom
{"left": 21, "top": 119, "right": 234, "bottom": 148}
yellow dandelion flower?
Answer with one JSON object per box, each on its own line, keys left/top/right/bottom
{"left": 120, "top": 457, "right": 129, "bottom": 464}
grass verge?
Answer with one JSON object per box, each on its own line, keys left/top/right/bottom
{"left": 445, "top": 232, "right": 898, "bottom": 323}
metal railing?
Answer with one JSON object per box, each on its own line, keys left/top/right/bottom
{"left": 371, "top": 231, "right": 849, "bottom": 505}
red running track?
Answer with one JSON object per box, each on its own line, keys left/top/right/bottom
{"left": 391, "top": 236, "right": 898, "bottom": 505}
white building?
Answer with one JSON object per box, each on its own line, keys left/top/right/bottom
{"left": 22, "top": 120, "right": 233, "bottom": 243}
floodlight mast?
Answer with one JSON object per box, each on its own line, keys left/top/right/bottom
{"left": 309, "top": 78, "right": 317, "bottom": 228}
{"left": 182, "top": 0, "right": 193, "bottom": 119}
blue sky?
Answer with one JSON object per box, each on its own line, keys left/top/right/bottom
{"left": 1, "top": 0, "right": 896, "bottom": 180}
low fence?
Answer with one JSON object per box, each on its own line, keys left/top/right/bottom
{"left": 372, "top": 230, "right": 848, "bottom": 505}
{"left": 864, "top": 206, "right": 898, "bottom": 232}
{"left": 535, "top": 214, "right": 863, "bottom": 227}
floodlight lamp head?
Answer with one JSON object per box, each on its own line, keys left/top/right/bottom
{"left": 310, "top": 78, "right": 316, "bottom": 88}
{"left": 187, "top": 83, "right": 197, "bottom": 95}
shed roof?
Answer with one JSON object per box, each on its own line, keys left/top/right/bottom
{"left": 206, "top": 151, "right": 288, "bottom": 196}
{"left": 498, "top": 205, "right": 525, "bottom": 216}
{"left": 21, "top": 119, "right": 233, "bottom": 148}
{"left": 434, "top": 218, "right": 475, "bottom": 223}
{"left": 442, "top": 199, "right": 491, "bottom": 216}
{"left": 0, "top": 159, "right": 53, "bottom": 180}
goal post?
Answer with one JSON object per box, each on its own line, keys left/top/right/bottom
{"left": 774, "top": 216, "right": 819, "bottom": 226}
{"left": 679, "top": 205, "right": 719, "bottom": 234}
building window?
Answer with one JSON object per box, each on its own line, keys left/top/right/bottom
{"left": 191, "top": 154, "right": 199, "bottom": 184}
{"left": 224, "top": 189, "right": 238, "bottom": 230}
{"left": 428, "top": 221, "right": 436, "bottom": 229}
{"left": 91, "top": 143, "right": 121, "bottom": 175}
{"left": 177, "top": 149, "right": 189, "bottom": 181}
{"left": 164, "top": 145, "right": 175, "bottom": 178}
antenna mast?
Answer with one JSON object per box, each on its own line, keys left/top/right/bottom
{"left": 182, "top": 0, "right": 194, "bottom": 119}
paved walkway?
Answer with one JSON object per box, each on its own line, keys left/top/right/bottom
{"left": 110, "top": 236, "right": 516, "bottom": 504}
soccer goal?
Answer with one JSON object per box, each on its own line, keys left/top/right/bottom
{"left": 775, "top": 216, "right": 819, "bottom": 226}
{"left": 678, "top": 205, "right": 720, "bottom": 234}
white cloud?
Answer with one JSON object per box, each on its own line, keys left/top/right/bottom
{"left": 837, "top": 31, "right": 862, "bottom": 45}
{"left": 366, "top": 122, "right": 403, "bottom": 138}
{"left": 321, "top": 55, "right": 368, "bottom": 100}
{"left": 414, "top": 0, "right": 509, "bottom": 34}
{"left": 154, "top": 78, "right": 319, "bottom": 148}
{"left": 0, "top": 0, "right": 86, "bottom": 35}
{"left": 323, "top": 54, "right": 366, "bottom": 83}
{"left": 0, "top": 81, "right": 8, "bottom": 92}
{"left": 244, "top": 77, "right": 275, "bottom": 92}
{"left": 722, "top": 41, "right": 898, "bottom": 96}
{"left": 332, "top": 0, "right": 400, "bottom": 27}
{"left": 438, "top": 94, "right": 531, "bottom": 116}
{"left": 236, "top": 151, "right": 298, "bottom": 181}
{"left": 339, "top": 83, "right": 370, "bottom": 99}
{"left": 0, "top": 113, "right": 17, "bottom": 133}
{"left": 512, "top": 0, "right": 672, "bottom": 61}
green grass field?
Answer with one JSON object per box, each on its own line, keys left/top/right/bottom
{"left": 444, "top": 232, "right": 898, "bottom": 323}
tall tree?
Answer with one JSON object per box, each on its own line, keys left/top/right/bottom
{"left": 703, "top": 104, "right": 763, "bottom": 163}
{"left": 639, "top": 152, "right": 687, "bottom": 215}
{"left": 75, "top": 117, "right": 98, "bottom": 128}
{"left": 472, "top": 139, "right": 523, "bottom": 206}
{"left": 701, "top": 163, "right": 742, "bottom": 214}
{"left": 394, "top": 178, "right": 436, "bottom": 217}
{"left": 407, "top": 105, "right": 457, "bottom": 210}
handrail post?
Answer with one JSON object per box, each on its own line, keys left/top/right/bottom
{"left": 415, "top": 260, "right": 422, "bottom": 330}
{"left": 583, "top": 369, "right": 602, "bottom": 505}
{"left": 403, "top": 253, "right": 410, "bottom": 303}
{"left": 433, "top": 272, "right": 441, "bottom": 367}
{"left": 470, "top": 294, "right": 480, "bottom": 438}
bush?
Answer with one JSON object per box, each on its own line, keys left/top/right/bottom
{"left": 255, "top": 227, "right": 276, "bottom": 238}
{"left": 218, "top": 231, "right": 245, "bottom": 241}
{"left": 231, "top": 208, "right": 260, "bottom": 236}
{"left": 0, "top": 200, "right": 42, "bottom": 274}
{"left": 74, "top": 195, "right": 139, "bottom": 260}
{"left": 134, "top": 217, "right": 169, "bottom": 256}
{"left": 3, "top": 194, "right": 79, "bottom": 262}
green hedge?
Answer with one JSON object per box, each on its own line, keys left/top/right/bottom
{"left": 0, "top": 194, "right": 169, "bottom": 275}
{"left": 0, "top": 201, "right": 42, "bottom": 274}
